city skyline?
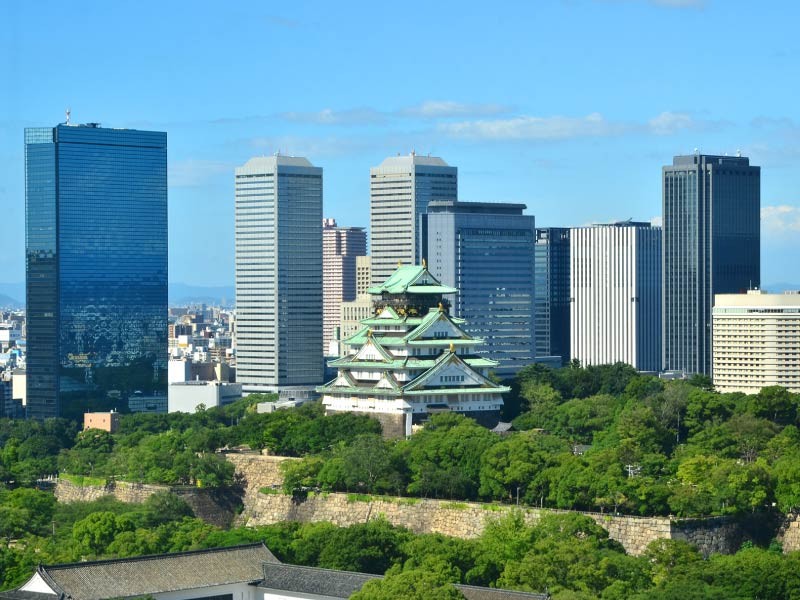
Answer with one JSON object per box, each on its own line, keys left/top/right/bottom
{"left": 1, "top": 1, "right": 799, "bottom": 288}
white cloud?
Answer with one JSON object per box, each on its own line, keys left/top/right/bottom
{"left": 398, "top": 101, "right": 511, "bottom": 119}
{"left": 438, "top": 112, "right": 625, "bottom": 141}
{"left": 280, "top": 108, "right": 386, "bottom": 126}
{"left": 650, "top": 0, "right": 705, "bottom": 7}
{"left": 648, "top": 111, "right": 695, "bottom": 135}
{"left": 437, "top": 110, "right": 726, "bottom": 141}
{"left": 762, "top": 205, "right": 800, "bottom": 234}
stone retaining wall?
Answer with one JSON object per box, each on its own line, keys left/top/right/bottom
{"left": 54, "top": 479, "right": 240, "bottom": 528}
{"left": 239, "top": 491, "right": 744, "bottom": 557}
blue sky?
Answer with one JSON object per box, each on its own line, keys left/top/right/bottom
{"left": 1, "top": 0, "right": 799, "bottom": 287}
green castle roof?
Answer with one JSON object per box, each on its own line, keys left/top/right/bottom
{"left": 367, "top": 264, "right": 457, "bottom": 296}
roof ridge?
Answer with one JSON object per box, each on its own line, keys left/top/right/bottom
{"left": 41, "top": 542, "right": 270, "bottom": 571}
{"left": 262, "top": 562, "right": 380, "bottom": 579}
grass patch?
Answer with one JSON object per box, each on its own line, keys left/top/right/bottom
{"left": 259, "top": 487, "right": 284, "bottom": 496}
{"left": 396, "top": 497, "right": 420, "bottom": 506}
{"left": 441, "top": 502, "right": 468, "bottom": 511}
{"left": 482, "top": 503, "right": 504, "bottom": 512}
{"left": 61, "top": 473, "right": 107, "bottom": 487}
{"left": 347, "top": 493, "right": 374, "bottom": 503}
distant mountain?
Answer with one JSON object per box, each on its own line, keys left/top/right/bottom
{"left": 0, "top": 294, "right": 22, "bottom": 309}
{"left": 0, "top": 282, "right": 236, "bottom": 308}
{"left": 0, "top": 283, "right": 24, "bottom": 307}
{"left": 169, "top": 283, "right": 235, "bottom": 307}
{"left": 764, "top": 282, "right": 800, "bottom": 293}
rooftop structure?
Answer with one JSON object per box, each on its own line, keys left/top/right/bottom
{"left": 319, "top": 264, "right": 509, "bottom": 437}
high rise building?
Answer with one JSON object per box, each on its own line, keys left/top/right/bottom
{"left": 356, "top": 256, "right": 371, "bottom": 297}
{"left": 322, "top": 219, "right": 367, "bottom": 354}
{"left": 663, "top": 154, "right": 760, "bottom": 375}
{"left": 422, "top": 201, "right": 535, "bottom": 378}
{"left": 319, "top": 264, "right": 508, "bottom": 438}
{"left": 712, "top": 290, "right": 800, "bottom": 394}
{"left": 570, "top": 222, "right": 662, "bottom": 372}
{"left": 370, "top": 152, "right": 457, "bottom": 285}
{"left": 534, "top": 228, "right": 571, "bottom": 365}
{"left": 25, "top": 123, "right": 167, "bottom": 420}
{"left": 234, "top": 155, "right": 323, "bottom": 393}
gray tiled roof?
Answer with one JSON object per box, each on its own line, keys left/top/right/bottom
{"left": 0, "top": 592, "right": 60, "bottom": 600}
{"left": 456, "top": 584, "right": 550, "bottom": 600}
{"left": 260, "top": 563, "right": 380, "bottom": 596}
{"left": 38, "top": 543, "right": 278, "bottom": 600}
{"left": 258, "top": 564, "right": 549, "bottom": 600}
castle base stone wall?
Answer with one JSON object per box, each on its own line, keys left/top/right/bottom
{"left": 239, "top": 490, "right": 745, "bottom": 557}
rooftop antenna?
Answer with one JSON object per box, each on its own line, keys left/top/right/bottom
{"left": 65, "top": 107, "right": 71, "bottom": 125}
{"left": 736, "top": 149, "right": 742, "bottom": 157}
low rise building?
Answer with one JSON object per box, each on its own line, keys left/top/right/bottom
{"left": 168, "top": 381, "right": 243, "bottom": 413}
{"left": 83, "top": 411, "right": 121, "bottom": 433}
{"left": 712, "top": 290, "right": 800, "bottom": 393}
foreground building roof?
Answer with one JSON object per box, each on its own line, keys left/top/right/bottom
{"left": 16, "top": 543, "right": 277, "bottom": 600}
{"left": 5, "top": 543, "right": 550, "bottom": 600}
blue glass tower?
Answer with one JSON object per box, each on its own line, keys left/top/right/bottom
{"left": 25, "top": 123, "right": 168, "bottom": 420}
{"left": 422, "top": 201, "right": 535, "bottom": 378}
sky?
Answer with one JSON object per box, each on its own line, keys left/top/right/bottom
{"left": 1, "top": 0, "right": 799, "bottom": 287}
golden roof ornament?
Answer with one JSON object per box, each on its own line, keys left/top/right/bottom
{"left": 422, "top": 258, "right": 427, "bottom": 268}
{"left": 438, "top": 302, "right": 444, "bottom": 313}
{"left": 367, "top": 328, "right": 372, "bottom": 338}
{"left": 397, "top": 259, "right": 402, "bottom": 267}
{"left": 449, "top": 342, "right": 455, "bottom": 353}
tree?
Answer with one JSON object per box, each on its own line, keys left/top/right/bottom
{"left": 351, "top": 566, "right": 466, "bottom": 600}
{"left": 478, "top": 432, "right": 568, "bottom": 502}
{"left": 73, "top": 511, "right": 135, "bottom": 556}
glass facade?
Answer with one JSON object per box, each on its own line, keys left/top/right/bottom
{"left": 25, "top": 124, "right": 168, "bottom": 420}
{"left": 662, "top": 154, "right": 760, "bottom": 375}
{"left": 534, "top": 228, "right": 571, "bottom": 364}
{"left": 423, "top": 201, "right": 535, "bottom": 378}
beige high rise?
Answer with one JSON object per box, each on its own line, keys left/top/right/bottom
{"left": 712, "top": 290, "right": 800, "bottom": 393}
{"left": 323, "top": 219, "right": 367, "bottom": 353}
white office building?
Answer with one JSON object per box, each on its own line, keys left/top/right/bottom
{"left": 234, "top": 155, "right": 323, "bottom": 393}
{"left": 570, "top": 222, "right": 662, "bottom": 371}
{"left": 712, "top": 290, "right": 800, "bottom": 393}
{"left": 369, "top": 152, "right": 457, "bottom": 286}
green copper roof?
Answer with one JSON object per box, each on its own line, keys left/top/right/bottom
{"left": 327, "top": 356, "right": 499, "bottom": 369}
{"left": 367, "top": 264, "right": 457, "bottom": 295}
{"left": 403, "top": 309, "right": 473, "bottom": 342}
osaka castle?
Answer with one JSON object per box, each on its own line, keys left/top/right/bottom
{"left": 318, "top": 263, "right": 509, "bottom": 437}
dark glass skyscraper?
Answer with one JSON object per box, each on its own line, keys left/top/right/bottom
{"left": 25, "top": 124, "right": 167, "bottom": 419}
{"left": 662, "top": 154, "right": 760, "bottom": 376}
{"left": 534, "top": 228, "right": 571, "bottom": 364}
{"left": 422, "top": 201, "right": 535, "bottom": 378}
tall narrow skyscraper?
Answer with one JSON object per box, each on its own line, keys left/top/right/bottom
{"left": 25, "top": 123, "right": 168, "bottom": 420}
{"left": 662, "top": 154, "right": 760, "bottom": 375}
{"left": 422, "top": 201, "right": 535, "bottom": 378}
{"left": 234, "top": 156, "right": 323, "bottom": 393}
{"left": 534, "top": 228, "right": 571, "bottom": 365}
{"left": 370, "top": 152, "right": 456, "bottom": 285}
{"left": 322, "top": 219, "right": 367, "bottom": 354}
{"left": 571, "top": 222, "right": 662, "bottom": 372}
